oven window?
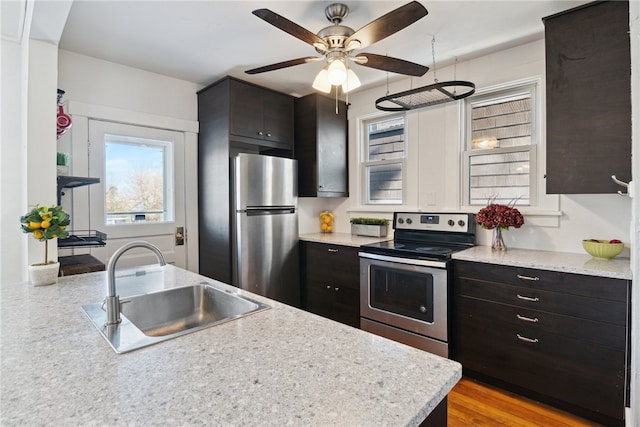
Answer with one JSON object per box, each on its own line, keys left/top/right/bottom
{"left": 370, "top": 266, "right": 434, "bottom": 322}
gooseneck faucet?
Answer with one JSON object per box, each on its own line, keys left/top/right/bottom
{"left": 105, "top": 241, "right": 167, "bottom": 325}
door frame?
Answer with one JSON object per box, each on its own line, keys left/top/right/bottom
{"left": 63, "top": 101, "right": 199, "bottom": 272}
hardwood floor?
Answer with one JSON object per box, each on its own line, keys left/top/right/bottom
{"left": 448, "top": 378, "right": 600, "bottom": 426}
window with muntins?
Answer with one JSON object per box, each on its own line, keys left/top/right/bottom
{"left": 463, "top": 83, "right": 537, "bottom": 206}
{"left": 362, "top": 115, "right": 406, "bottom": 204}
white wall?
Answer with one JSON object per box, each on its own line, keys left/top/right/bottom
{"left": 1, "top": 39, "right": 27, "bottom": 283}
{"left": 299, "top": 39, "right": 633, "bottom": 256}
{"left": 57, "top": 50, "right": 199, "bottom": 120}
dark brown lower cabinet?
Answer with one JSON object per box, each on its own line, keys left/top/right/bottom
{"left": 452, "top": 260, "right": 630, "bottom": 426}
{"left": 300, "top": 241, "right": 360, "bottom": 328}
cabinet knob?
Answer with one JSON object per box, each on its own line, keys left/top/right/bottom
{"left": 266, "top": 132, "right": 272, "bottom": 137}
{"left": 334, "top": 287, "right": 339, "bottom": 292}
{"left": 257, "top": 131, "right": 263, "bottom": 136}
{"left": 326, "top": 285, "right": 332, "bottom": 290}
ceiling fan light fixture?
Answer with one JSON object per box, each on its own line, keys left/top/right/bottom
{"left": 342, "top": 69, "right": 361, "bottom": 93}
{"left": 327, "top": 59, "right": 347, "bottom": 85}
{"left": 312, "top": 68, "right": 332, "bottom": 93}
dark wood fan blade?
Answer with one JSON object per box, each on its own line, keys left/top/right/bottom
{"left": 253, "top": 9, "right": 327, "bottom": 49}
{"left": 356, "top": 53, "right": 429, "bottom": 76}
{"left": 345, "top": 1, "right": 428, "bottom": 50}
{"left": 245, "top": 57, "right": 321, "bottom": 74}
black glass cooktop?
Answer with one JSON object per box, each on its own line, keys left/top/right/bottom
{"left": 360, "top": 239, "right": 468, "bottom": 260}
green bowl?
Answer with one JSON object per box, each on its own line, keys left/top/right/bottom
{"left": 582, "top": 240, "right": 624, "bottom": 259}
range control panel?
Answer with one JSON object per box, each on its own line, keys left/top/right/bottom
{"left": 394, "top": 212, "right": 475, "bottom": 233}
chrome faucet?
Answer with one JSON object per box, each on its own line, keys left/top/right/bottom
{"left": 105, "top": 241, "right": 167, "bottom": 325}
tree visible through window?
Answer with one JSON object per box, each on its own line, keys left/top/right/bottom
{"left": 104, "top": 134, "right": 172, "bottom": 224}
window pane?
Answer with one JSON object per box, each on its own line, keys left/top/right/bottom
{"left": 104, "top": 134, "right": 172, "bottom": 224}
{"left": 367, "top": 163, "right": 403, "bottom": 204}
{"left": 368, "top": 117, "right": 405, "bottom": 161}
{"left": 468, "top": 150, "right": 530, "bottom": 206}
{"left": 471, "top": 96, "right": 532, "bottom": 149}
{"left": 363, "top": 115, "right": 405, "bottom": 204}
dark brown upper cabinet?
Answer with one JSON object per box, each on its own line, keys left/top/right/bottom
{"left": 228, "top": 78, "right": 294, "bottom": 149}
{"left": 543, "top": 0, "right": 631, "bottom": 194}
{"left": 294, "top": 93, "right": 348, "bottom": 197}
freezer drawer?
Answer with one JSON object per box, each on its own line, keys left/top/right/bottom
{"left": 233, "top": 210, "right": 300, "bottom": 307}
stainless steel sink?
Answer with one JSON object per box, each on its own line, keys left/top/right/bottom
{"left": 82, "top": 282, "right": 270, "bottom": 353}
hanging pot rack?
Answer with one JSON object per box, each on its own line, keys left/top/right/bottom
{"left": 375, "top": 36, "right": 475, "bottom": 111}
{"left": 374, "top": 80, "right": 475, "bottom": 111}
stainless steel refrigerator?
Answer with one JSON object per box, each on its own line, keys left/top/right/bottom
{"left": 231, "top": 153, "right": 300, "bottom": 307}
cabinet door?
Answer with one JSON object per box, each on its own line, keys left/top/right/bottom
{"left": 262, "top": 90, "right": 293, "bottom": 145}
{"left": 544, "top": 1, "right": 631, "bottom": 193}
{"left": 316, "top": 95, "right": 348, "bottom": 196}
{"left": 229, "top": 79, "right": 264, "bottom": 141}
{"left": 301, "top": 241, "right": 360, "bottom": 327}
{"left": 294, "top": 93, "right": 348, "bottom": 197}
{"left": 305, "top": 277, "right": 335, "bottom": 319}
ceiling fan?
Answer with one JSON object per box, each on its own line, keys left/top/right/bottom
{"left": 245, "top": 1, "right": 430, "bottom": 93}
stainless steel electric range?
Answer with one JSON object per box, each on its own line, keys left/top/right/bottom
{"left": 359, "top": 212, "right": 476, "bottom": 358}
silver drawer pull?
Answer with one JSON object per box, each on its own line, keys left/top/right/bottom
{"left": 517, "top": 334, "right": 539, "bottom": 343}
{"left": 327, "top": 248, "right": 339, "bottom": 253}
{"left": 517, "top": 274, "right": 540, "bottom": 281}
{"left": 516, "top": 314, "right": 539, "bottom": 323}
{"left": 517, "top": 294, "right": 539, "bottom": 302}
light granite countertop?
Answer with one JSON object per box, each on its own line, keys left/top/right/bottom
{"left": 300, "top": 232, "right": 391, "bottom": 247}
{"left": 453, "top": 246, "right": 632, "bottom": 280}
{"left": 0, "top": 265, "right": 461, "bottom": 426}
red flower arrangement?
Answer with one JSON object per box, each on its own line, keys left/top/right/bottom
{"left": 476, "top": 203, "right": 524, "bottom": 230}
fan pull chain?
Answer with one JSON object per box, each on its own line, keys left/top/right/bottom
{"left": 431, "top": 36, "right": 438, "bottom": 83}
{"left": 453, "top": 57, "right": 458, "bottom": 95}
{"left": 335, "top": 87, "right": 339, "bottom": 114}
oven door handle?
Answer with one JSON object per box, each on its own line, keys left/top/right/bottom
{"left": 358, "top": 252, "right": 448, "bottom": 268}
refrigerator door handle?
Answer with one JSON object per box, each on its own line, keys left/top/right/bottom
{"left": 245, "top": 207, "right": 296, "bottom": 216}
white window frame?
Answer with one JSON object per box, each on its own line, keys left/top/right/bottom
{"left": 461, "top": 78, "right": 547, "bottom": 212}
{"left": 360, "top": 113, "right": 407, "bottom": 205}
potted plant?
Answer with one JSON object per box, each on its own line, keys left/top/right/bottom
{"left": 20, "top": 204, "right": 70, "bottom": 286}
{"left": 350, "top": 217, "right": 389, "bottom": 237}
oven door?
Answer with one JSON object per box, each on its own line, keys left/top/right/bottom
{"left": 359, "top": 252, "right": 448, "bottom": 342}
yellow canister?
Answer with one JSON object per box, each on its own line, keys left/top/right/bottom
{"left": 320, "top": 211, "right": 334, "bottom": 233}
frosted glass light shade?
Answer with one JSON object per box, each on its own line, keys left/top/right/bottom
{"left": 327, "top": 59, "right": 347, "bottom": 85}
{"left": 312, "top": 69, "right": 331, "bottom": 93}
{"left": 342, "top": 69, "right": 361, "bottom": 93}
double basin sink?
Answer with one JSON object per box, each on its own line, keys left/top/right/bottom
{"left": 82, "top": 282, "right": 270, "bottom": 353}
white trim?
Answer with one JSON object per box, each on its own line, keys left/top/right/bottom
{"left": 67, "top": 100, "right": 198, "bottom": 133}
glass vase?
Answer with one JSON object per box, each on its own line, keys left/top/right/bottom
{"left": 492, "top": 227, "right": 507, "bottom": 251}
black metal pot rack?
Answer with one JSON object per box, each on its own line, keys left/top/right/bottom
{"left": 375, "top": 80, "right": 476, "bottom": 111}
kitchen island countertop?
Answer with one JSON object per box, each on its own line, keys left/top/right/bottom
{"left": 453, "top": 245, "right": 632, "bottom": 280}
{"left": 1, "top": 265, "right": 460, "bottom": 426}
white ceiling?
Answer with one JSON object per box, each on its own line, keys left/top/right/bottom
{"left": 58, "top": 0, "right": 589, "bottom": 97}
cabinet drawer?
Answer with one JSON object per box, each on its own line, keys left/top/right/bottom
{"left": 456, "top": 296, "right": 625, "bottom": 350}
{"left": 303, "top": 242, "right": 360, "bottom": 289}
{"left": 455, "top": 310, "right": 626, "bottom": 420}
{"left": 455, "top": 260, "right": 628, "bottom": 302}
{"left": 457, "top": 276, "right": 627, "bottom": 325}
